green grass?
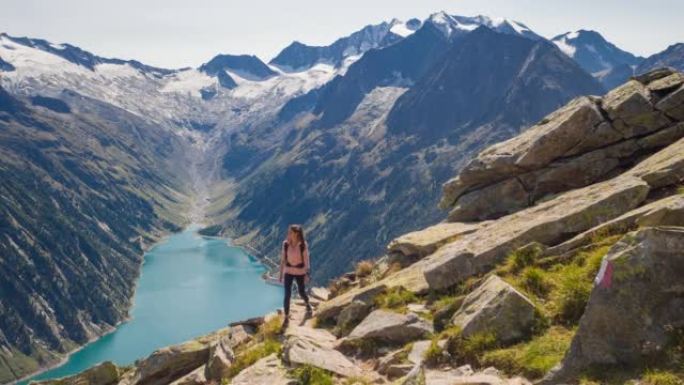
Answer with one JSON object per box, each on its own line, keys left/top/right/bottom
{"left": 520, "top": 267, "right": 551, "bottom": 297}
{"left": 641, "top": 371, "right": 684, "bottom": 385}
{"left": 374, "top": 287, "right": 418, "bottom": 311}
{"left": 482, "top": 326, "right": 574, "bottom": 379}
{"left": 289, "top": 365, "right": 334, "bottom": 385}
{"left": 227, "top": 339, "right": 282, "bottom": 378}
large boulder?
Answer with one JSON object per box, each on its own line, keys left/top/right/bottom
{"left": 545, "top": 194, "right": 684, "bottom": 257}
{"left": 451, "top": 276, "right": 538, "bottom": 344}
{"left": 424, "top": 176, "right": 650, "bottom": 290}
{"left": 204, "top": 335, "right": 234, "bottom": 381}
{"left": 283, "top": 326, "right": 364, "bottom": 378}
{"left": 543, "top": 227, "right": 684, "bottom": 383}
{"left": 346, "top": 309, "right": 433, "bottom": 345}
{"left": 230, "top": 354, "right": 296, "bottom": 385}
{"left": 226, "top": 324, "right": 255, "bottom": 350}
{"left": 169, "top": 366, "right": 206, "bottom": 385}
{"left": 602, "top": 79, "right": 671, "bottom": 137}
{"left": 127, "top": 337, "right": 215, "bottom": 385}
{"left": 335, "top": 300, "right": 373, "bottom": 335}
{"left": 628, "top": 135, "right": 684, "bottom": 188}
{"left": 440, "top": 70, "right": 684, "bottom": 221}
{"left": 388, "top": 222, "right": 484, "bottom": 258}
{"left": 34, "top": 362, "right": 119, "bottom": 385}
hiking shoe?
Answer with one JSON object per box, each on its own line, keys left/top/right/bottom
{"left": 305, "top": 304, "right": 313, "bottom": 317}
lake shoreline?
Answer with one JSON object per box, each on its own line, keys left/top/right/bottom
{"left": 18, "top": 224, "right": 281, "bottom": 384}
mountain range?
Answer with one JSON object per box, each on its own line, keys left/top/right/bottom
{"left": 1, "top": 10, "right": 683, "bottom": 382}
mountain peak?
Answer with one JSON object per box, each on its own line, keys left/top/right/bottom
{"left": 199, "top": 53, "right": 277, "bottom": 81}
{"left": 425, "top": 12, "right": 541, "bottom": 40}
{"left": 551, "top": 29, "right": 641, "bottom": 78}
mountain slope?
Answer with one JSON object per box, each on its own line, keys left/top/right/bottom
{"left": 269, "top": 19, "right": 419, "bottom": 72}
{"left": 0, "top": 87, "right": 191, "bottom": 383}
{"left": 637, "top": 43, "right": 684, "bottom": 73}
{"left": 387, "top": 27, "right": 604, "bottom": 140}
{"left": 213, "top": 27, "right": 605, "bottom": 283}
{"left": 552, "top": 30, "right": 642, "bottom": 89}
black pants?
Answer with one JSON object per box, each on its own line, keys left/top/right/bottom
{"left": 283, "top": 273, "right": 309, "bottom": 316}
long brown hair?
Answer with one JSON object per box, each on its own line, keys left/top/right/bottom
{"left": 288, "top": 224, "right": 306, "bottom": 248}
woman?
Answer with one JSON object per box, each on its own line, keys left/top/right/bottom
{"left": 279, "top": 224, "right": 312, "bottom": 327}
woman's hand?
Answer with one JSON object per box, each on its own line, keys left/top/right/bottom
{"left": 278, "top": 274, "right": 284, "bottom": 283}
{"left": 304, "top": 273, "right": 310, "bottom": 284}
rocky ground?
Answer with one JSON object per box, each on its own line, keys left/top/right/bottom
{"left": 35, "top": 69, "right": 684, "bottom": 385}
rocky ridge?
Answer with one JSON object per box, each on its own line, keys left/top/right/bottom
{"left": 39, "top": 69, "right": 684, "bottom": 385}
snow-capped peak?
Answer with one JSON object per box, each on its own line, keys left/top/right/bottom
{"left": 388, "top": 18, "right": 422, "bottom": 38}
{"left": 426, "top": 12, "right": 541, "bottom": 40}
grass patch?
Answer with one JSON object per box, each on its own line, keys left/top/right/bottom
{"left": 289, "top": 365, "right": 334, "bottom": 385}
{"left": 520, "top": 267, "right": 551, "bottom": 297}
{"left": 227, "top": 339, "right": 282, "bottom": 378}
{"left": 482, "top": 326, "right": 574, "bottom": 379}
{"left": 505, "top": 243, "right": 544, "bottom": 273}
{"left": 642, "top": 370, "right": 684, "bottom": 385}
{"left": 374, "top": 287, "right": 418, "bottom": 311}
{"left": 354, "top": 260, "right": 374, "bottom": 278}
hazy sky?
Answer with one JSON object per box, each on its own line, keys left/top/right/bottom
{"left": 2, "top": 0, "right": 682, "bottom": 69}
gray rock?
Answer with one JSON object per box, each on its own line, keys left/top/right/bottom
{"left": 128, "top": 337, "right": 214, "bottom": 385}
{"left": 602, "top": 79, "right": 671, "bottom": 137}
{"left": 169, "top": 366, "right": 206, "bottom": 385}
{"left": 544, "top": 194, "right": 684, "bottom": 257}
{"left": 317, "top": 283, "right": 387, "bottom": 322}
{"left": 424, "top": 366, "right": 531, "bottom": 385}
{"left": 283, "top": 326, "right": 364, "bottom": 378}
{"left": 347, "top": 309, "right": 433, "bottom": 345}
{"left": 543, "top": 227, "right": 684, "bottom": 384}
{"left": 425, "top": 176, "right": 650, "bottom": 290}
{"left": 336, "top": 300, "right": 372, "bottom": 335}
{"left": 448, "top": 177, "right": 529, "bottom": 222}
{"left": 656, "top": 84, "right": 684, "bottom": 120}
{"left": 204, "top": 335, "right": 234, "bottom": 381}
{"left": 310, "top": 287, "right": 330, "bottom": 301}
{"left": 227, "top": 324, "right": 255, "bottom": 350}
{"left": 451, "top": 275, "right": 538, "bottom": 344}
{"left": 230, "top": 354, "right": 296, "bottom": 385}
{"left": 628, "top": 136, "right": 684, "bottom": 188}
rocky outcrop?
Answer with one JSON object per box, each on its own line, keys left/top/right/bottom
{"left": 204, "top": 335, "right": 234, "bottom": 381}
{"left": 230, "top": 354, "right": 295, "bottom": 385}
{"left": 123, "top": 330, "right": 226, "bottom": 385}
{"left": 400, "top": 365, "right": 531, "bottom": 385}
{"left": 346, "top": 309, "right": 433, "bottom": 345}
{"left": 543, "top": 227, "right": 684, "bottom": 383}
{"left": 169, "top": 366, "right": 206, "bottom": 385}
{"left": 441, "top": 69, "right": 684, "bottom": 222}
{"left": 283, "top": 325, "right": 364, "bottom": 378}
{"left": 423, "top": 176, "right": 649, "bottom": 290}
{"left": 387, "top": 222, "right": 484, "bottom": 259}
{"left": 451, "top": 276, "right": 538, "bottom": 344}
{"left": 36, "top": 361, "right": 120, "bottom": 385}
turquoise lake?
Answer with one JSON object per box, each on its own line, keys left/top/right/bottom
{"left": 22, "top": 226, "right": 282, "bottom": 384}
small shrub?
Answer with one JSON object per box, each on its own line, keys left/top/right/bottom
{"left": 374, "top": 287, "right": 418, "bottom": 311}
{"left": 505, "top": 243, "right": 543, "bottom": 273}
{"left": 552, "top": 264, "right": 593, "bottom": 324}
{"left": 642, "top": 371, "right": 684, "bottom": 385}
{"left": 482, "top": 326, "right": 574, "bottom": 379}
{"left": 355, "top": 260, "right": 374, "bottom": 278}
{"left": 520, "top": 267, "right": 551, "bottom": 297}
{"left": 445, "top": 329, "right": 498, "bottom": 366}
{"left": 257, "top": 314, "right": 284, "bottom": 341}
{"left": 290, "top": 365, "right": 334, "bottom": 385}
{"left": 423, "top": 337, "right": 447, "bottom": 367}
{"left": 227, "top": 339, "right": 282, "bottom": 378}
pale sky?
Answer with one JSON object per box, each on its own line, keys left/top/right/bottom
{"left": 1, "top": 0, "right": 682, "bottom": 69}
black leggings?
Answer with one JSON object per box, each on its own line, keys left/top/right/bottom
{"left": 283, "top": 273, "right": 309, "bottom": 316}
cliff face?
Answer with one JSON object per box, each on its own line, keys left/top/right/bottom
{"left": 0, "top": 89, "right": 191, "bottom": 383}
{"left": 50, "top": 69, "right": 684, "bottom": 385}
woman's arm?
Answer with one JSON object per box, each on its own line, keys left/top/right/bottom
{"left": 279, "top": 242, "right": 286, "bottom": 282}
{"left": 304, "top": 243, "right": 310, "bottom": 275}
